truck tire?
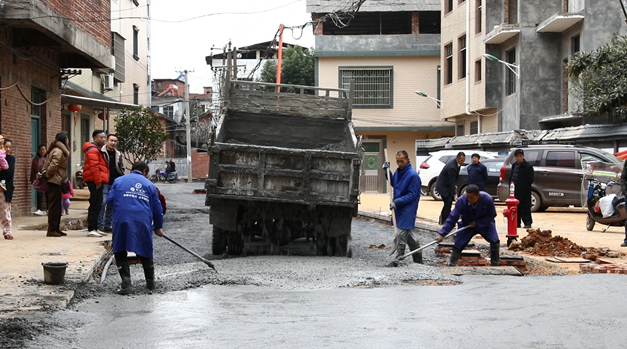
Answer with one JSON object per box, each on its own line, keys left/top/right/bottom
{"left": 211, "top": 226, "right": 227, "bottom": 255}
{"left": 226, "top": 231, "right": 244, "bottom": 255}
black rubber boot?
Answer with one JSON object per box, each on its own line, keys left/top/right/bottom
{"left": 143, "top": 259, "right": 155, "bottom": 291}
{"left": 408, "top": 241, "right": 423, "bottom": 264}
{"left": 448, "top": 248, "right": 461, "bottom": 267}
{"left": 117, "top": 261, "right": 132, "bottom": 295}
{"left": 490, "top": 242, "right": 500, "bottom": 267}
{"left": 396, "top": 244, "right": 406, "bottom": 259}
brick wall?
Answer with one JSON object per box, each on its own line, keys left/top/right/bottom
{"left": 191, "top": 149, "right": 209, "bottom": 179}
{"left": 41, "top": 0, "right": 111, "bottom": 48}
{"left": 0, "top": 28, "right": 62, "bottom": 216}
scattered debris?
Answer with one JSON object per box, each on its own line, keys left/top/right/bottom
{"left": 368, "top": 244, "right": 389, "bottom": 250}
{"left": 580, "top": 262, "right": 627, "bottom": 274}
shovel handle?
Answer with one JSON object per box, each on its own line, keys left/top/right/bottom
{"left": 162, "top": 234, "right": 217, "bottom": 272}
{"left": 395, "top": 225, "right": 471, "bottom": 261}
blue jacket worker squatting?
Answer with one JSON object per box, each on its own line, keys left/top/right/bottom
{"left": 384, "top": 150, "right": 423, "bottom": 265}
{"left": 436, "top": 184, "right": 500, "bottom": 267}
{"left": 107, "top": 161, "right": 164, "bottom": 295}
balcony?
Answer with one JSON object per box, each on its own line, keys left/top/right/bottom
{"left": 483, "top": 24, "right": 520, "bottom": 45}
{"left": 314, "top": 34, "right": 440, "bottom": 57}
{"left": 537, "top": 12, "right": 584, "bottom": 33}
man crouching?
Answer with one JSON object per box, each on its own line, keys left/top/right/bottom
{"left": 435, "top": 184, "right": 500, "bottom": 266}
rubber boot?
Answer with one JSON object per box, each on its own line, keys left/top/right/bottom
{"left": 408, "top": 241, "right": 423, "bottom": 264}
{"left": 116, "top": 261, "right": 132, "bottom": 295}
{"left": 396, "top": 244, "right": 406, "bottom": 259}
{"left": 143, "top": 260, "right": 155, "bottom": 291}
{"left": 448, "top": 248, "right": 461, "bottom": 267}
{"left": 490, "top": 242, "right": 500, "bottom": 267}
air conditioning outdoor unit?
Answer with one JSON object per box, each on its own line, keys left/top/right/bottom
{"left": 102, "top": 73, "right": 114, "bottom": 92}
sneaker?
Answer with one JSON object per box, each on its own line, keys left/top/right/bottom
{"left": 523, "top": 225, "right": 532, "bottom": 229}
{"left": 0, "top": 180, "right": 6, "bottom": 191}
{"left": 97, "top": 229, "right": 108, "bottom": 236}
{"left": 33, "top": 210, "right": 44, "bottom": 216}
{"left": 87, "top": 230, "right": 103, "bottom": 237}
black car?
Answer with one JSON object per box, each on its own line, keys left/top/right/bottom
{"left": 456, "top": 158, "right": 506, "bottom": 199}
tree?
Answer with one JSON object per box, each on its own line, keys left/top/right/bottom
{"left": 567, "top": 34, "right": 627, "bottom": 123}
{"left": 258, "top": 46, "right": 314, "bottom": 91}
{"left": 115, "top": 106, "right": 169, "bottom": 164}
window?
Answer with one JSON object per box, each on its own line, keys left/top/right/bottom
{"left": 419, "top": 11, "right": 441, "bottom": 34}
{"left": 476, "top": 0, "right": 482, "bottom": 33}
{"left": 133, "top": 84, "right": 139, "bottom": 105}
{"left": 475, "top": 59, "right": 482, "bottom": 82}
{"left": 111, "top": 32, "right": 126, "bottom": 82}
{"left": 546, "top": 151, "right": 575, "bottom": 168}
{"left": 133, "top": 26, "right": 139, "bottom": 61}
{"left": 446, "top": 0, "right": 453, "bottom": 13}
{"left": 456, "top": 124, "right": 464, "bottom": 136}
{"left": 507, "top": 0, "right": 518, "bottom": 24}
{"left": 506, "top": 48, "right": 516, "bottom": 96}
{"left": 572, "top": 35, "right": 580, "bottom": 55}
{"left": 459, "top": 35, "right": 466, "bottom": 79}
{"left": 163, "top": 106, "right": 174, "bottom": 118}
{"left": 445, "top": 44, "right": 453, "bottom": 84}
{"left": 470, "top": 121, "right": 478, "bottom": 135}
{"left": 510, "top": 150, "right": 543, "bottom": 166}
{"left": 340, "top": 68, "right": 392, "bottom": 108}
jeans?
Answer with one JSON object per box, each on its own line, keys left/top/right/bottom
{"left": 98, "top": 184, "right": 112, "bottom": 229}
{"left": 86, "top": 182, "right": 103, "bottom": 231}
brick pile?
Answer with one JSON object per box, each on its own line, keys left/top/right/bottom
{"left": 499, "top": 255, "right": 527, "bottom": 270}
{"left": 580, "top": 258, "right": 627, "bottom": 274}
{"left": 436, "top": 243, "right": 528, "bottom": 269}
{"left": 457, "top": 250, "right": 489, "bottom": 267}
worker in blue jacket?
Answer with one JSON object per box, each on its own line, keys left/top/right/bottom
{"left": 436, "top": 184, "right": 500, "bottom": 266}
{"left": 467, "top": 153, "right": 488, "bottom": 191}
{"left": 107, "top": 161, "right": 164, "bottom": 295}
{"left": 384, "top": 150, "right": 423, "bottom": 264}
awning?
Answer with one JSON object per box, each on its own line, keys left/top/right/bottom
{"left": 61, "top": 94, "right": 138, "bottom": 110}
{"left": 539, "top": 114, "right": 583, "bottom": 123}
{"left": 484, "top": 25, "right": 520, "bottom": 44}
{"left": 537, "top": 13, "right": 584, "bottom": 33}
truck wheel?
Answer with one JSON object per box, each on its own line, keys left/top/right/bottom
{"left": 338, "top": 234, "right": 350, "bottom": 257}
{"left": 586, "top": 214, "right": 595, "bottom": 231}
{"left": 315, "top": 236, "right": 327, "bottom": 256}
{"left": 429, "top": 182, "right": 442, "bottom": 201}
{"left": 226, "top": 231, "right": 244, "bottom": 255}
{"left": 211, "top": 226, "right": 227, "bottom": 255}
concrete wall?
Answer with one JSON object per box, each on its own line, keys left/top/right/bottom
{"left": 315, "top": 34, "right": 440, "bottom": 56}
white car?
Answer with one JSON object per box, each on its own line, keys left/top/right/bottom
{"left": 419, "top": 150, "right": 502, "bottom": 200}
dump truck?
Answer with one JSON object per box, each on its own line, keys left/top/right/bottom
{"left": 205, "top": 80, "right": 361, "bottom": 257}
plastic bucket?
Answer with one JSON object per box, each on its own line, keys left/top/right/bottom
{"left": 42, "top": 262, "right": 68, "bottom": 285}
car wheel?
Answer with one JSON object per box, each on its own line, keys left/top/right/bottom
{"left": 530, "top": 191, "right": 542, "bottom": 212}
{"left": 429, "top": 182, "right": 442, "bottom": 201}
{"left": 421, "top": 188, "right": 429, "bottom": 196}
{"left": 458, "top": 185, "right": 467, "bottom": 197}
{"left": 586, "top": 214, "right": 595, "bottom": 231}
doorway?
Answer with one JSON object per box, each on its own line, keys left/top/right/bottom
{"left": 361, "top": 140, "right": 383, "bottom": 192}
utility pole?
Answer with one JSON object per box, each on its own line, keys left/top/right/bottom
{"left": 184, "top": 69, "right": 193, "bottom": 183}
{"left": 620, "top": 0, "right": 627, "bottom": 26}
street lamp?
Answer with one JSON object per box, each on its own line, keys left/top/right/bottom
{"left": 483, "top": 53, "right": 519, "bottom": 79}
{"left": 415, "top": 91, "right": 443, "bottom": 108}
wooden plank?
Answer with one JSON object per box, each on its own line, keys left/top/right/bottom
{"left": 554, "top": 257, "right": 591, "bottom": 263}
{"left": 545, "top": 257, "right": 562, "bottom": 263}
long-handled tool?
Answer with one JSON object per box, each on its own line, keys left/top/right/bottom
{"left": 162, "top": 234, "right": 217, "bottom": 272}
{"left": 383, "top": 148, "right": 402, "bottom": 256}
{"left": 386, "top": 226, "right": 470, "bottom": 267}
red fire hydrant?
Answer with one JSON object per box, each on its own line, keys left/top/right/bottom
{"left": 502, "top": 183, "right": 519, "bottom": 247}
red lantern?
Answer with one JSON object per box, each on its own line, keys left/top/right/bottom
{"left": 67, "top": 104, "right": 82, "bottom": 112}
{"left": 97, "top": 112, "right": 109, "bottom": 120}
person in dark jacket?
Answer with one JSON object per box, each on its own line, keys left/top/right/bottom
{"left": 107, "top": 161, "right": 164, "bottom": 295}
{"left": 436, "top": 184, "right": 500, "bottom": 266}
{"left": 435, "top": 152, "right": 465, "bottom": 225}
{"left": 98, "top": 134, "right": 125, "bottom": 232}
{"left": 384, "top": 150, "right": 422, "bottom": 264}
{"left": 0, "top": 139, "right": 15, "bottom": 240}
{"left": 619, "top": 159, "right": 627, "bottom": 247}
{"left": 43, "top": 133, "right": 70, "bottom": 237}
{"left": 509, "top": 149, "right": 535, "bottom": 228}
{"left": 467, "top": 153, "right": 488, "bottom": 192}
{"left": 30, "top": 144, "right": 47, "bottom": 215}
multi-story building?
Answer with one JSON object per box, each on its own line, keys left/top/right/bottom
{"left": 441, "top": 0, "right": 627, "bottom": 135}
{"left": 307, "top": 0, "right": 454, "bottom": 193}
{"left": 62, "top": 0, "right": 151, "bottom": 183}
{"left": 0, "top": 0, "right": 112, "bottom": 215}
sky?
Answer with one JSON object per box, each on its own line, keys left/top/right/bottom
{"left": 150, "top": 0, "right": 315, "bottom": 93}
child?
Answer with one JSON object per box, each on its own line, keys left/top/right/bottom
{"left": 61, "top": 180, "right": 75, "bottom": 215}
{"left": 0, "top": 135, "right": 8, "bottom": 191}
{"left": 156, "top": 187, "right": 166, "bottom": 215}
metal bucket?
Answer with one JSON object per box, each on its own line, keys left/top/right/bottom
{"left": 42, "top": 262, "right": 68, "bottom": 285}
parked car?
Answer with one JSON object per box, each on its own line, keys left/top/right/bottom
{"left": 419, "top": 150, "right": 501, "bottom": 200}
{"left": 456, "top": 158, "right": 506, "bottom": 199}
{"left": 496, "top": 145, "right": 623, "bottom": 212}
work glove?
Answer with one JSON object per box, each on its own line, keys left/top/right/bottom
{"left": 390, "top": 202, "right": 396, "bottom": 210}
{"left": 435, "top": 234, "right": 444, "bottom": 243}
{"left": 382, "top": 161, "right": 390, "bottom": 170}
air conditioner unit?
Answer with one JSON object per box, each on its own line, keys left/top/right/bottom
{"left": 102, "top": 73, "right": 114, "bottom": 92}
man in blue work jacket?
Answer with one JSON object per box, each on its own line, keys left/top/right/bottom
{"left": 384, "top": 150, "right": 422, "bottom": 264}
{"left": 436, "top": 184, "right": 500, "bottom": 266}
{"left": 107, "top": 161, "right": 164, "bottom": 295}
{"left": 467, "top": 153, "right": 488, "bottom": 192}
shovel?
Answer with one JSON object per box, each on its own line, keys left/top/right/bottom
{"left": 162, "top": 234, "right": 217, "bottom": 272}
{"left": 383, "top": 148, "right": 402, "bottom": 256}
{"left": 386, "top": 225, "right": 470, "bottom": 267}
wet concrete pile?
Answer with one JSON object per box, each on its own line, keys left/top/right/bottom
{"left": 508, "top": 229, "right": 586, "bottom": 257}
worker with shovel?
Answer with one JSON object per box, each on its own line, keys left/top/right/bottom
{"left": 107, "top": 161, "right": 164, "bottom": 295}
{"left": 385, "top": 150, "right": 422, "bottom": 264}
{"left": 436, "top": 184, "right": 500, "bottom": 266}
